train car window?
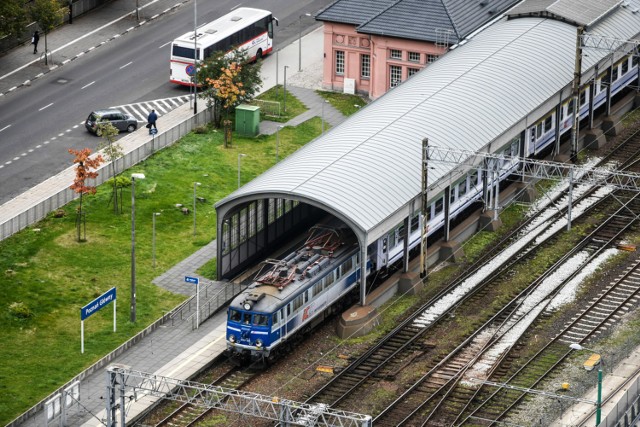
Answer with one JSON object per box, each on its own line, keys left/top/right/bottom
{"left": 544, "top": 116, "right": 552, "bottom": 132}
{"left": 342, "top": 257, "right": 353, "bottom": 275}
{"left": 286, "top": 304, "right": 291, "bottom": 316}
{"left": 579, "top": 90, "right": 587, "bottom": 106}
{"left": 313, "top": 281, "right": 323, "bottom": 295}
{"left": 229, "top": 309, "right": 242, "bottom": 322}
{"left": 411, "top": 214, "right": 419, "bottom": 232}
{"left": 293, "top": 295, "right": 303, "bottom": 311}
{"left": 536, "top": 123, "right": 542, "bottom": 138}
{"left": 469, "top": 171, "right": 478, "bottom": 187}
{"left": 568, "top": 99, "right": 574, "bottom": 113}
{"left": 273, "top": 311, "right": 280, "bottom": 326}
{"left": 560, "top": 105, "right": 565, "bottom": 120}
{"left": 325, "top": 271, "right": 335, "bottom": 287}
{"left": 622, "top": 59, "right": 629, "bottom": 74}
{"left": 459, "top": 179, "right": 468, "bottom": 197}
{"left": 450, "top": 188, "right": 456, "bottom": 203}
{"left": 435, "top": 197, "right": 443, "bottom": 214}
{"left": 304, "top": 291, "right": 309, "bottom": 304}
{"left": 612, "top": 66, "right": 619, "bottom": 82}
{"left": 633, "top": 55, "right": 639, "bottom": 67}
{"left": 510, "top": 139, "right": 519, "bottom": 156}
{"left": 388, "top": 230, "right": 396, "bottom": 248}
{"left": 253, "top": 314, "right": 269, "bottom": 326}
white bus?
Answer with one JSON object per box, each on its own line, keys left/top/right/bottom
{"left": 170, "top": 7, "right": 277, "bottom": 86}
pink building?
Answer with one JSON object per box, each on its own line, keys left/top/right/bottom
{"left": 315, "top": 0, "right": 520, "bottom": 100}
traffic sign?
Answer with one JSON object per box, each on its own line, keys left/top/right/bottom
{"left": 185, "top": 276, "right": 199, "bottom": 285}
{"left": 186, "top": 64, "right": 195, "bottom": 76}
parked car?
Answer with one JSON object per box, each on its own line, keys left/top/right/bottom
{"left": 85, "top": 109, "right": 138, "bottom": 135}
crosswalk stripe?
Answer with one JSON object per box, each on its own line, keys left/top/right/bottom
{"left": 110, "top": 95, "right": 190, "bottom": 123}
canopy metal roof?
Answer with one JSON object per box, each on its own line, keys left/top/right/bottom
{"left": 217, "top": 1, "right": 640, "bottom": 244}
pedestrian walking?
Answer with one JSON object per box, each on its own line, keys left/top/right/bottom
{"left": 147, "top": 110, "right": 158, "bottom": 133}
{"left": 32, "top": 31, "right": 40, "bottom": 54}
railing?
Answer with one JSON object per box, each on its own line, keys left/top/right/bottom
{"left": 251, "top": 99, "right": 281, "bottom": 118}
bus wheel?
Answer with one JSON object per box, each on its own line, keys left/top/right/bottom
{"left": 255, "top": 49, "right": 263, "bottom": 62}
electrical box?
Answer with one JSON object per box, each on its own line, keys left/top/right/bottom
{"left": 235, "top": 104, "right": 260, "bottom": 137}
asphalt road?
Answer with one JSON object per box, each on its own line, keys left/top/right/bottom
{"left": 0, "top": 0, "right": 332, "bottom": 205}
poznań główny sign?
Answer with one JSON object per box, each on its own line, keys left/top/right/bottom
{"left": 81, "top": 287, "right": 116, "bottom": 320}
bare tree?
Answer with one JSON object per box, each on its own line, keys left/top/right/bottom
{"left": 97, "top": 122, "right": 125, "bottom": 214}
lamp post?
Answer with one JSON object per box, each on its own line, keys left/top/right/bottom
{"left": 569, "top": 343, "right": 603, "bottom": 426}
{"left": 283, "top": 66, "right": 289, "bottom": 113}
{"left": 193, "top": 0, "right": 198, "bottom": 114}
{"left": 276, "top": 125, "right": 283, "bottom": 163}
{"left": 130, "top": 173, "right": 145, "bottom": 323}
{"left": 152, "top": 212, "right": 160, "bottom": 268}
{"left": 238, "top": 153, "right": 246, "bottom": 189}
{"left": 298, "top": 13, "right": 311, "bottom": 72}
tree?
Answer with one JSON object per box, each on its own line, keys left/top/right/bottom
{"left": 199, "top": 49, "right": 263, "bottom": 129}
{"left": 96, "top": 122, "right": 124, "bottom": 214}
{"left": 29, "top": 0, "right": 64, "bottom": 64}
{"left": 69, "top": 148, "right": 104, "bottom": 242}
{"left": 0, "top": 0, "right": 27, "bottom": 39}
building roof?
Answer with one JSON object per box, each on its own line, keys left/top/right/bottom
{"left": 508, "top": 0, "right": 622, "bottom": 27}
{"left": 315, "top": 0, "right": 521, "bottom": 44}
{"left": 218, "top": 2, "right": 640, "bottom": 243}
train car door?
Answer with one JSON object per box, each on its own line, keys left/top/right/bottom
{"left": 377, "top": 237, "right": 388, "bottom": 268}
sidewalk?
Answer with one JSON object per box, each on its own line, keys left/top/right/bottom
{"left": 2, "top": 3, "right": 349, "bottom": 426}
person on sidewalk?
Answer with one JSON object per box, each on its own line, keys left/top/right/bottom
{"left": 147, "top": 109, "right": 158, "bottom": 133}
{"left": 32, "top": 31, "right": 40, "bottom": 54}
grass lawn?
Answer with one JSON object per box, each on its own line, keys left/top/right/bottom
{"left": 0, "top": 116, "right": 323, "bottom": 424}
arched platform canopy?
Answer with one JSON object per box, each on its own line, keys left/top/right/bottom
{"left": 215, "top": 1, "right": 640, "bottom": 282}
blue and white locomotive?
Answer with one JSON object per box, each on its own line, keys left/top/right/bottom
{"left": 226, "top": 221, "right": 368, "bottom": 363}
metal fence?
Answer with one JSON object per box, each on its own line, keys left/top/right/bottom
{"left": 0, "top": 107, "right": 212, "bottom": 241}
{"left": 251, "top": 99, "right": 281, "bottom": 118}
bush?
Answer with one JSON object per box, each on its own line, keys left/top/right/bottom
{"left": 8, "top": 302, "right": 33, "bottom": 319}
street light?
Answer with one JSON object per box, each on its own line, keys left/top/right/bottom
{"left": 321, "top": 100, "right": 329, "bottom": 134}
{"left": 152, "top": 212, "right": 160, "bottom": 268}
{"left": 298, "top": 13, "right": 311, "bottom": 72}
{"left": 276, "top": 125, "right": 283, "bottom": 163}
{"left": 193, "top": 182, "right": 201, "bottom": 236}
{"left": 193, "top": 0, "right": 198, "bottom": 114}
{"left": 238, "top": 153, "right": 246, "bottom": 189}
{"left": 130, "top": 173, "right": 145, "bottom": 323}
{"left": 283, "top": 65, "right": 289, "bottom": 113}
{"left": 569, "top": 342, "right": 603, "bottom": 426}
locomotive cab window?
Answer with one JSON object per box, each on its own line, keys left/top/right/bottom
{"left": 253, "top": 314, "right": 269, "bottom": 326}
{"left": 230, "top": 309, "right": 242, "bottom": 322}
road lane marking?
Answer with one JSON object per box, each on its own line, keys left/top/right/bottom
{"left": 0, "top": 125, "right": 11, "bottom": 132}
{"left": 120, "top": 61, "right": 132, "bottom": 69}
{"left": 81, "top": 81, "right": 95, "bottom": 89}
{"left": 159, "top": 41, "right": 171, "bottom": 49}
{"left": 39, "top": 103, "right": 54, "bottom": 111}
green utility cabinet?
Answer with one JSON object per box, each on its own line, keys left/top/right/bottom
{"left": 235, "top": 104, "right": 260, "bottom": 137}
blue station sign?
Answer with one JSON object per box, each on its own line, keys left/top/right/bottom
{"left": 81, "top": 287, "right": 116, "bottom": 320}
{"left": 185, "top": 276, "right": 199, "bottom": 285}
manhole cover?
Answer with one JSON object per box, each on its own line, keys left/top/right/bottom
{"left": 56, "top": 78, "right": 69, "bottom": 84}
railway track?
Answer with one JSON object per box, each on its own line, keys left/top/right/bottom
{"left": 298, "top": 120, "right": 640, "bottom": 424}
{"left": 152, "top": 361, "right": 259, "bottom": 427}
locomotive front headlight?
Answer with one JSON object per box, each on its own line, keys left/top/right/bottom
{"left": 255, "top": 339, "right": 263, "bottom": 348}
{"left": 228, "top": 335, "right": 236, "bottom": 343}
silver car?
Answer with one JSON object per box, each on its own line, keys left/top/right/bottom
{"left": 85, "top": 109, "right": 138, "bottom": 136}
